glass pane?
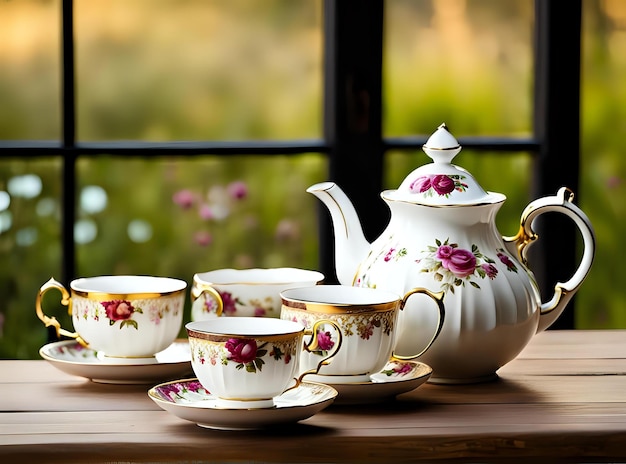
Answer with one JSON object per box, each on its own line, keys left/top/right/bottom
{"left": 384, "top": 0, "right": 533, "bottom": 137}
{"left": 75, "top": 154, "right": 327, "bottom": 329}
{"left": 578, "top": 0, "right": 626, "bottom": 328}
{"left": 75, "top": 0, "right": 322, "bottom": 141}
{"left": 0, "top": 0, "right": 60, "bottom": 140}
{"left": 0, "top": 158, "right": 63, "bottom": 359}
{"left": 384, "top": 149, "right": 532, "bottom": 234}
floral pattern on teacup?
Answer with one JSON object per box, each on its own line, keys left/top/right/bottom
{"left": 286, "top": 310, "right": 394, "bottom": 355}
{"left": 73, "top": 295, "right": 182, "bottom": 330}
{"left": 190, "top": 337, "right": 297, "bottom": 374}
{"left": 101, "top": 300, "right": 143, "bottom": 329}
{"left": 202, "top": 290, "right": 276, "bottom": 317}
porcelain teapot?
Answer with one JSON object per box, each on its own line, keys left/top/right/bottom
{"left": 308, "top": 123, "right": 595, "bottom": 384}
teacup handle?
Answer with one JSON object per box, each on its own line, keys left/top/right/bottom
{"left": 284, "top": 319, "right": 343, "bottom": 393}
{"left": 35, "top": 277, "right": 88, "bottom": 347}
{"left": 190, "top": 285, "right": 224, "bottom": 319}
{"left": 392, "top": 288, "right": 445, "bottom": 361}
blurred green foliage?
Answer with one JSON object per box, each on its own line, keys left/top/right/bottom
{"left": 0, "top": 0, "right": 624, "bottom": 359}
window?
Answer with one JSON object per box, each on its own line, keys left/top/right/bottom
{"left": 2, "top": 0, "right": 614, "bottom": 359}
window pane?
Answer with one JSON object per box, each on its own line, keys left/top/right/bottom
{"left": 0, "top": 0, "right": 60, "bottom": 140}
{"left": 75, "top": 154, "right": 327, "bottom": 326}
{"left": 384, "top": 0, "right": 533, "bottom": 137}
{"left": 75, "top": 0, "right": 322, "bottom": 141}
{"left": 578, "top": 0, "right": 626, "bottom": 328}
{"left": 0, "top": 158, "right": 62, "bottom": 359}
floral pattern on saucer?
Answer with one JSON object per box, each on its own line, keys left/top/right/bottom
{"left": 152, "top": 379, "right": 209, "bottom": 403}
{"left": 148, "top": 379, "right": 338, "bottom": 430}
{"left": 379, "top": 360, "right": 417, "bottom": 377}
{"left": 46, "top": 341, "right": 98, "bottom": 361}
{"left": 334, "top": 361, "right": 432, "bottom": 405}
{"left": 39, "top": 340, "right": 192, "bottom": 384}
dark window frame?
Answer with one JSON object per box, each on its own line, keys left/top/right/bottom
{"left": 0, "top": 0, "right": 582, "bottom": 329}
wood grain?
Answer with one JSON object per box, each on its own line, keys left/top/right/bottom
{"left": 2, "top": 330, "right": 626, "bottom": 463}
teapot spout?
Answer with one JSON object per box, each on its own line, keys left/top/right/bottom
{"left": 307, "top": 182, "right": 370, "bottom": 285}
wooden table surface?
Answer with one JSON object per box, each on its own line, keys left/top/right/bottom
{"left": 2, "top": 330, "right": 626, "bottom": 463}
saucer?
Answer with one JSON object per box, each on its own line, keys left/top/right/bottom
{"left": 39, "top": 340, "right": 192, "bottom": 384}
{"left": 329, "top": 360, "right": 432, "bottom": 405}
{"left": 148, "top": 378, "right": 338, "bottom": 430}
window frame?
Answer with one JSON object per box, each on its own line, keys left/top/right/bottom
{"left": 0, "top": 0, "right": 582, "bottom": 329}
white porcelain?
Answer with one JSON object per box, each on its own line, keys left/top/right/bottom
{"left": 280, "top": 285, "right": 443, "bottom": 384}
{"left": 307, "top": 123, "right": 596, "bottom": 384}
{"left": 148, "top": 379, "right": 337, "bottom": 430}
{"left": 36, "top": 276, "right": 187, "bottom": 359}
{"left": 332, "top": 360, "right": 432, "bottom": 405}
{"left": 186, "top": 317, "right": 341, "bottom": 409}
{"left": 39, "top": 340, "right": 192, "bottom": 384}
{"left": 190, "top": 267, "right": 324, "bottom": 320}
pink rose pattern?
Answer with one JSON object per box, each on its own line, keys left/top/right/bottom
{"left": 191, "top": 338, "right": 296, "bottom": 374}
{"left": 225, "top": 338, "right": 258, "bottom": 364}
{"left": 101, "top": 300, "right": 143, "bottom": 329}
{"left": 315, "top": 330, "right": 335, "bottom": 352}
{"left": 158, "top": 380, "right": 207, "bottom": 402}
{"left": 418, "top": 239, "right": 518, "bottom": 294}
{"left": 409, "top": 174, "right": 469, "bottom": 197}
{"left": 200, "top": 291, "right": 275, "bottom": 317}
{"left": 285, "top": 310, "right": 394, "bottom": 356}
{"left": 74, "top": 297, "right": 181, "bottom": 330}
{"left": 381, "top": 361, "right": 415, "bottom": 377}
{"left": 497, "top": 251, "right": 519, "bottom": 273}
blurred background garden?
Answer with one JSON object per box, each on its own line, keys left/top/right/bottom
{"left": 1, "top": 0, "right": 624, "bottom": 359}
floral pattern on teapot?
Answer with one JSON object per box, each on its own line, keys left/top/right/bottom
{"left": 409, "top": 174, "right": 469, "bottom": 198}
{"left": 356, "top": 237, "right": 519, "bottom": 295}
{"left": 417, "top": 238, "right": 518, "bottom": 294}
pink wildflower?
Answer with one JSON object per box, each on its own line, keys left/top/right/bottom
{"left": 173, "top": 189, "right": 195, "bottom": 209}
{"left": 227, "top": 181, "right": 248, "bottom": 200}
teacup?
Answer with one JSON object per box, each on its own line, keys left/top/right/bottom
{"left": 36, "top": 275, "right": 187, "bottom": 360}
{"left": 280, "top": 285, "right": 445, "bottom": 384}
{"left": 190, "top": 267, "right": 324, "bottom": 320}
{"left": 186, "top": 317, "right": 342, "bottom": 409}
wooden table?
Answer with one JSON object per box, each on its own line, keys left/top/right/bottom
{"left": 2, "top": 330, "right": 626, "bottom": 463}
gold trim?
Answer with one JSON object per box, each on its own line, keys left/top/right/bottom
{"left": 187, "top": 329, "right": 302, "bottom": 343}
{"left": 280, "top": 300, "right": 399, "bottom": 314}
{"left": 192, "top": 271, "right": 324, "bottom": 288}
{"left": 35, "top": 277, "right": 89, "bottom": 347}
{"left": 381, "top": 190, "right": 506, "bottom": 207}
{"left": 421, "top": 145, "right": 461, "bottom": 151}
{"left": 307, "top": 183, "right": 350, "bottom": 240}
{"left": 71, "top": 288, "right": 186, "bottom": 300}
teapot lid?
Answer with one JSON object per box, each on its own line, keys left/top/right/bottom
{"left": 384, "top": 123, "right": 503, "bottom": 206}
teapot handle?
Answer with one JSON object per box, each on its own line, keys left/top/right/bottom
{"left": 503, "top": 187, "right": 596, "bottom": 332}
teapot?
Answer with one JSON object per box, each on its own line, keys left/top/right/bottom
{"left": 308, "top": 123, "right": 595, "bottom": 384}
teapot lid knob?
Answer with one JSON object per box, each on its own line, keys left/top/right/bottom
{"left": 386, "top": 123, "right": 503, "bottom": 205}
{"left": 423, "top": 123, "right": 461, "bottom": 164}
